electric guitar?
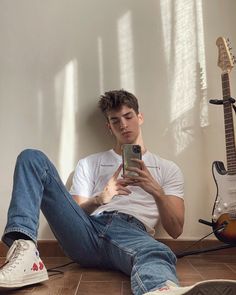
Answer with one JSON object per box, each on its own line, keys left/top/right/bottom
{"left": 212, "top": 37, "right": 236, "bottom": 244}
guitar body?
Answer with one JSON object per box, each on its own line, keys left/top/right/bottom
{"left": 212, "top": 161, "right": 236, "bottom": 244}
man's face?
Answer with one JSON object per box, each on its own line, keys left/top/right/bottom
{"left": 106, "top": 105, "right": 143, "bottom": 145}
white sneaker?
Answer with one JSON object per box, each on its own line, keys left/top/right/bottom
{"left": 144, "top": 279, "right": 236, "bottom": 294}
{"left": 0, "top": 239, "right": 48, "bottom": 289}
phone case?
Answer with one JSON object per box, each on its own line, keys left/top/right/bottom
{"left": 122, "top": 144, "right": 142, "bottom": 176}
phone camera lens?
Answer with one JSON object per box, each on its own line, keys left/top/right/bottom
{"left": 132, "top": 145, "right": 141, "bottom": 153}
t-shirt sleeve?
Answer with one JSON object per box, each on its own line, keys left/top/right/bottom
{"left": 69, "top": 158, "right": 94, "bottom": 197}
{"left": 162, "top": 161, "right": 184, "bottom": 198}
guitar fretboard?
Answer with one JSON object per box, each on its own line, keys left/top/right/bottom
{"left": 222, "top": 72, "right": 236, "bottom": 174}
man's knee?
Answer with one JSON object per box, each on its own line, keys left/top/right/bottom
{"left": 17, "top": 149, "right": 45, "bottom": 163}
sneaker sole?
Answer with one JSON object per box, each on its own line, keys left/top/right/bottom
{"left": 185, "top": 280, "right": 236, "bottom": 295}
{"left": 0, "top": 272, "right": 49, "bottom": 289}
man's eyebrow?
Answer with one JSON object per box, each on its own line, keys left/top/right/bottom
{"left": 109, "top": 111, "right": 133, "bottom": 120}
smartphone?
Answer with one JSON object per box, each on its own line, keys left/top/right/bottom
{"left": 122, "top": 144, "right": 142, "bottom": 176}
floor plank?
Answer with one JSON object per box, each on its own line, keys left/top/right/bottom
{"left": 0, "top": 250, "right": 236, "bottom": 294}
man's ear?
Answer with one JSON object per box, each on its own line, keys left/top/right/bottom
{"left": 106, "top": 122, "right": 113, "bottom": 135}
{"left": 138, "top": 112, "right": 144, "bottom": 125}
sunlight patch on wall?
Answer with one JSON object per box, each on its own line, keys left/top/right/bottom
{"left": 160, "top": 0, "right": 208, "bottom": 155}
{"left": 97, "top": 37, "right": 104, "bottom": 94}
{"left": 166, "top": 1, "right": 196, "bottom": 121}
{"left": 159, "top": 0, "right": 172, "bottom": 71}
{"left": 196, "top": 0, "right": 208, "bottom": 128}
{"left": 55, "top": 60, "right": 77, "bottom": 183}
{"left": 117, "top": 11, "right": 135, "bottom": 93}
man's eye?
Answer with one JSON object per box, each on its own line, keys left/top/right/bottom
{"left": 111, "top": 120, "right": 119, "bottom": 124}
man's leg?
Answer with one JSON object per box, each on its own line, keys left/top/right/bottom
{"left": 0, "top": 149, "right": 102, "bottom": 288}
{"left": 93, "top": 212, "right": 178, "bottom": 295}
{"left": 95, "top": 212, "right": 236, "bottom": 295}
{"left": 130, "top": 238, "right": 178, "bottom": 294}
{"left": 2, "top": 149, "right": 100, "bottom": 262}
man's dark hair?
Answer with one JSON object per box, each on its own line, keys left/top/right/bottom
{"left": 98, "top": 89, "right": 139, "bottom": 118}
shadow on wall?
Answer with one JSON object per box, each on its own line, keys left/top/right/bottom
{"left": 76, "top": 106, "right": 115, "bottom": 159}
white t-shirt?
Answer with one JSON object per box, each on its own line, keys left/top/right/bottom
{"left": 70, "top": 149, "right": 184, "bottom": 235}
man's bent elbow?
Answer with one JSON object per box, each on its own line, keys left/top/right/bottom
{"left": 171, "top": 231, "right": 182, "bottom": 239}
{"left": 170, "top": 225, "right": 183, "bottom": 239}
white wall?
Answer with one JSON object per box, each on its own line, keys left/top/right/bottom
{"left": 0, "top": 0, "right": 236, "bottom": 240}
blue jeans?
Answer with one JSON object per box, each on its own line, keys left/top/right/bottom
{"left": 2, "top": 149, "right": 178, "bottom": 295}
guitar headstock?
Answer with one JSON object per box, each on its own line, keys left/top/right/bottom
{"left": 216, "top": 37, "right": 235, "bottom": 73}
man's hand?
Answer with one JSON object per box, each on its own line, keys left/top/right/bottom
{"left": 123, "top": 159, "right": 185, "bottom": 239}
{"left": 123, "top": 159, "right": 164, "bottom": 197}
{"left": 73, "top": 165, "right": 133, "bottom": 214}
{"left": 98, "top": 165, "right": 132, "bottom": 204}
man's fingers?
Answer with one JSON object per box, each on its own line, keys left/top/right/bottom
{"left": 131, "top": 158, "right": 148, "bottom": 171}
{"left": 117, "top": 178, "right": 134, "bottom": 186}
{"left": 123, "top": 166, "right": 145, "bottom": 177}
{"left": 117, "top": 187, "right": 132, "bottom": 195}
{"left": 113, "top": 164, "right": 122, "bottom": 178}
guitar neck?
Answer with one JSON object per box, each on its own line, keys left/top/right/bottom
{"left": 222, "top": 72, "right": 236, "bottom": 174}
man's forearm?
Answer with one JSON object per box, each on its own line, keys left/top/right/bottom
{"left": 152, "top": 191, "right": 185, "bottom": 239}
{"left": 73, "top": 195, "right": 103, "bottom": 214}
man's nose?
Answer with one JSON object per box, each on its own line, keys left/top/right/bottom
{"left": 120, "top": 119, "right": 127, "bottom": 129}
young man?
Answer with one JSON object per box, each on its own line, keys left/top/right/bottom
{"left": 0, "top": 90, "right": 235, "bottom": 294}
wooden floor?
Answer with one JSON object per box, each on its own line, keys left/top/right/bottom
{"left": 0, "top": 249, "right": 236, "bottom": 295}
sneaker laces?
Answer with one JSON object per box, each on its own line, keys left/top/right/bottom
{"left": 0, "top": 240, "right": 29, "bottom": 274}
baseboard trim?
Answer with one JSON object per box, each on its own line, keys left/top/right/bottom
{"left": 0, "top": 240, "right": 65, "bottom": 257}
{"left": 1, "top": 239, "right": 235, "bottom": 257}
